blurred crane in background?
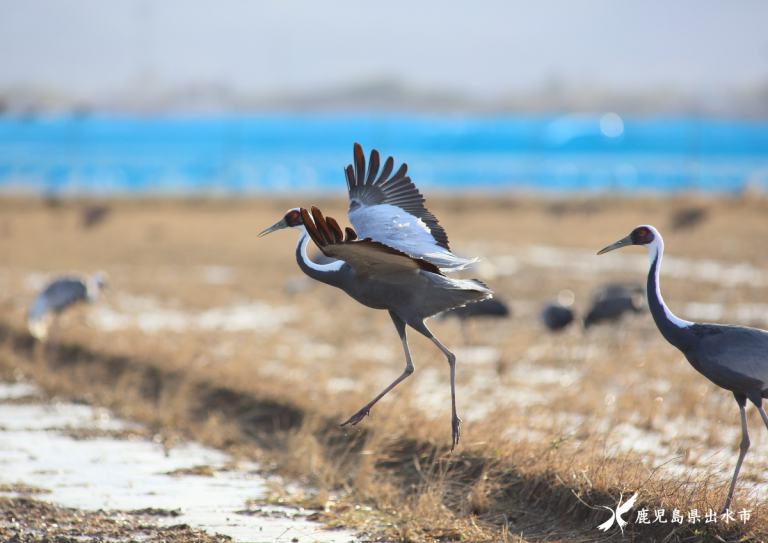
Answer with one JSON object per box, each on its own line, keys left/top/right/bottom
{"left": 258, "top": 143, "right": 491, "bottom": 449}
{"left": 28, "top": 271, "right": 108, "bottom": 341}
{"left": 541, "top": 303, "right": 575, "bottom": 332}
{"left": 436, "top": 298, "right": 510, "bottom": 343}
{"left": 541, "top": 289, "right": 576, "bottom": 332}
{"left": 584, "top": 283, "right": 645, "bottom": 328}
{"left": 599, "top": 225, "right": 768, "bottom": 514}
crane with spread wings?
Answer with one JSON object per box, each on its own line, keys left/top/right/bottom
{"left": 258, "top": 143, "right": 492, "bottom": 449}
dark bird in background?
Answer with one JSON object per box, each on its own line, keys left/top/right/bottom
{"left": 28, "top": 271, "right": 108, "bottom": 341}
{"left": 438, "top": 298, "right": 509, "bottom": 321}
{"left": 437, "top": 298, "right": 510, "bottom": 344}
{"left": 258, "top": 143, "right": 491, "bottom": 449}
{"left": 599, "top": 225, "right": 768, "bottom": 513}
{"left": 81, "top": 204, "right": 111, "bottom": 229}
{"left": 541, "top": 289, "right": 576, "bottom": 332}
{"left": 670, "top": 206, "right": 707, "bottom": 231}
{"left": 584, "top": 283, "right": 645, "bottom": 328}
{"left": 541, "top": 303, "right": 574, "bottom": 332}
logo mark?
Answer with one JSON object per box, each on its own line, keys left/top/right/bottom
{"left": 597, "top": 491, "right": 639, "bottom": 535}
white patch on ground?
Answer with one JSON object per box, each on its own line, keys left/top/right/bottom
{"left": 201, "top": 266, "right": 235, "bottom": 285}
{"left": 0, "top": 382, "right": 353, "bottom": 543}
{"left": 453, "top": 346, "right": 502, "bottom": 365}
{"left": 327, "top": 377, "right": 359, "bottom": 393}
{"left": 88, "top": 294, "right": 295, "bottom": 334}
{"left": 0, "top": 382, "right": 40, "bottom": 400}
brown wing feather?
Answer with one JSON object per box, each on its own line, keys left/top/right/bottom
{"left": 325, "top": 216, "right": 344, "bottom": 242}
{"left": 300, "top": 208, "right": 324, "bottom": 247}
{"left": 310, "top": 206, "right": 333, "bottom": 244}
{"left": 301, "top": 206, "right": 442, "bottom": 276}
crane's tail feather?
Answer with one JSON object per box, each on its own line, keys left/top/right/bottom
{"left": 447, "top": 277, "right": 492, "bottom": 294}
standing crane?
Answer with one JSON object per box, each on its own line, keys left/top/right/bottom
{"left": 28, "top": 271, "right": 108, "bottom": 341}
{"left": 258, "top": 143, "right": 492, "bottom": 449}
{"left": 598, "top": 225, "right": 768, "bottom": 513}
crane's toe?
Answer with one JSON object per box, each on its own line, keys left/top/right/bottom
{"left": 451, "top": 415, "right": 462, "bottom": 451}
{"left": 340, "top": 408, "right": 371, "bottom": 428}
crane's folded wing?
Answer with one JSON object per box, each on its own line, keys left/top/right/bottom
{"left": 322, "top": 238, "right": 443, "bottom": 279}
{"left": 300, "top": 205, "right": 443, "bottom": 279}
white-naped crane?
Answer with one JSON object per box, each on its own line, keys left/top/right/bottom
{"left": 258, "top": 143, "right": 492, "bottom": 450}
{"left": 599, "top": 225, "right": 768, "bottom": 514}
{"left": 28, "top": 271, "right": 108, "bottom": 341}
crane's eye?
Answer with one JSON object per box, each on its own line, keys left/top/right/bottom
{"left": 632, "top": 227, "right": 654, "bottom": 244}
{"left": 285, "top": 210, "right": 303, "bottom": 227}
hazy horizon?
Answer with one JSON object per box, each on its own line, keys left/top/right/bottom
{"left": 1, "top": 1, "right": 768, "bottom": 114}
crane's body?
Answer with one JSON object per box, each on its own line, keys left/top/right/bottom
{"left": 259, "top": 144, "right": 492, "bottom": 449}
{"left": 541, "top": 303, "right": 574, "bottom": 332}
{"left": 28, "top": 272, "right": 107, "bottom": 341}
{"left": 584, "top": 284, "right": 645, "bottom": 328}
{"left": 599, "top": 225, "right": 768, "bottom": 513}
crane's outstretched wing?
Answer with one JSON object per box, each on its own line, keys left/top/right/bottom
{"left": 345, "top": 143, "right": 475, "bottom": 272}
{"left": 301, "top": 206, "right": 443, "bottom": 279}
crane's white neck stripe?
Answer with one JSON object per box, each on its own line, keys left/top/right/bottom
{"left": 648, "top": 235, "right": 693, "bottom": 329}
{"left": 297, "top": 229, "right": 344, "bottom": 272}
{"left": 86, "top": 276, "right": 101, "bottom": 303}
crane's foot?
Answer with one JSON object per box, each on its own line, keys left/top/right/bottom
{"left": 451, "top": 414, "right": 462, "bottom": 451}
{"left": 340, "top": 407, "right": 371, "bottom": 428}
{"left": 720, "top": 497, "right": 733, "bottom": 516}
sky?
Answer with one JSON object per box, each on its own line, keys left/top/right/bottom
{"left": 1, "top": 1, "right": 767, "bottom": 108}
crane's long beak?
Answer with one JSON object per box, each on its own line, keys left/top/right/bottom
{"left": 258, "top": 217, "right": 289, "bottom": 238}
{"left": 597, "top": 234, "right": 633, "bottom": 255}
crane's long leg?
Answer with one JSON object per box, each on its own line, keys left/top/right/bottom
{"left": 340, "top": 311, "right": 414, "bottom": 428}
{"left": 722, "top": 392, "right": 750, "bottom": 514}
{"left": 409, "top": 320, "right": 461, "bottom": 451}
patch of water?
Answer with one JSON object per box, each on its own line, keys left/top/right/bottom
{"left": 0, "top": 383, "right": 354, "bottom": 543}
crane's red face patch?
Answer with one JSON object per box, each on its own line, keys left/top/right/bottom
{"left": 284, "top": 209, "right": 303, "bottom": 227}
{"left": 631, "top": 226, "right": 655, "bottom": 245}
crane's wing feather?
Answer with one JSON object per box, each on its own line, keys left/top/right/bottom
{"left": 691, "top": 324, "right": 768, "bottom": 389}
{"left": 301, "top": 206, "right": 443, "bottom": 279}
{"left": 345, "top": 143, "right": 474, "bottom": 271}
{"left": 29, "top": 278, "right": 87, "bottom": 318}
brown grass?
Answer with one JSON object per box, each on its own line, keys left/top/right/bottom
{"left": 2, "top": 195, "right": 768, "bottom": 541}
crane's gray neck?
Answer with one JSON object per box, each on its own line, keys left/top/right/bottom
{"left": 646, "top": 236, "right": 693, "bottom": 350}
{"left": 295, "top": 228, "right": 345, "bottom": 288}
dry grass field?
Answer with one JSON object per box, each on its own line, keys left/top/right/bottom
{"left": 2, "top": 195, "right": 768, "bottom": 541}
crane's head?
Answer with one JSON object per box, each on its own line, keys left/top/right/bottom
{"left": 258, "top": 208, "right": 304, "bottom": 237}
{"left": 87, "top": 270, "right": 111, "bottom": 301}
{"left": 597, "top": 225, "right": 658, "bottom": 255}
